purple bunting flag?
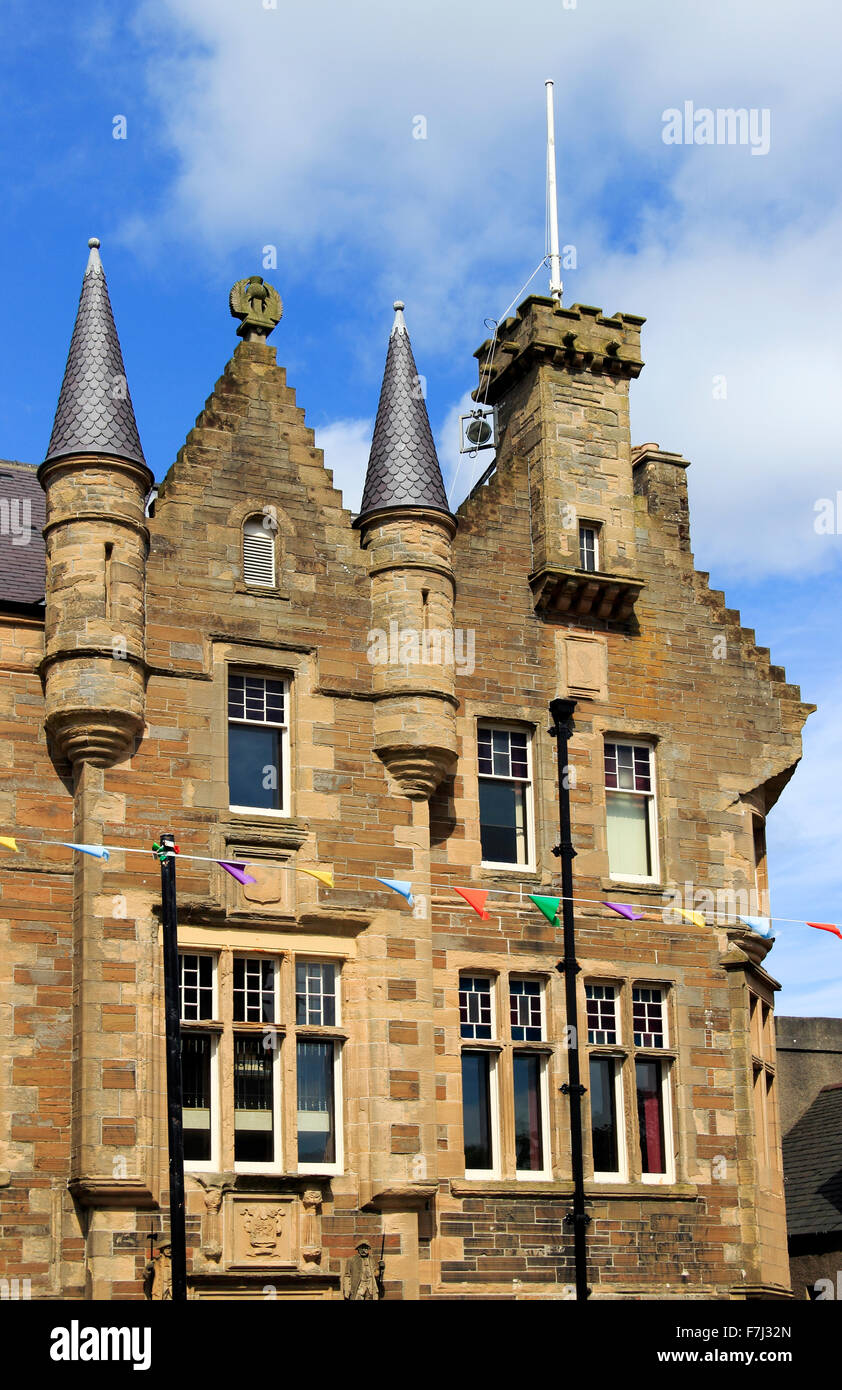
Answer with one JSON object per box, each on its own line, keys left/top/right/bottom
{"left": 220, "top": 861, "right": 258, "bottom": 886}
{"left": 602, "top": 901, "right": 644, "bottom": 921}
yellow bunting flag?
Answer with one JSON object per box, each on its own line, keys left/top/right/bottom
{"left": 675, "top": 908, "right": 707, "bottom": 929}
{"left": 297, "top": 867, "right": 334, "bottom": 888}
{"left": 0, "top": 837, "right": 18, "bottom": 852}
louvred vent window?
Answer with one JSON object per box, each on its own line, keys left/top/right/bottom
{"left": 243, "top": 518, "right": 276, "bottom": 588}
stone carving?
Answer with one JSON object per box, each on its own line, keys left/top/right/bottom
{"left": 300, "top": 1187, "right": 323, "bottom": 1264}
{"left": 240, "top": 1205, "right": 285, "bottom": 1257}
{"left": 143, "top": 1242, "right": 172, "bottom": 1300}
{"left": 229, "top": 276, "right": 283, "bottom": 341}
{"left": 225, "top": 1194, "right": 295, "bottom": 1269}
{"left": 343, "top": 1240, "right": 385, "bottom": 1301}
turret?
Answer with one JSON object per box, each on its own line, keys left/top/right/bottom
{"left": 355, "top": 302, "right": 457, "bottom": 799}
{"left": 38, "top": 239, "right": 152, "bottom": 765}
{"left": 474, "top": 297, "right": 646, "bottom": 624}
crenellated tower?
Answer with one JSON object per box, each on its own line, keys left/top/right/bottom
{"left": 38, "top": 237, "right": 152, "bottom": 766}
{"left": 355, "top": 301, "right": 457, "bottom": 800}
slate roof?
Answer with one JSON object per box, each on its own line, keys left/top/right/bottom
{"left": 782, "top": 1082, "right": 842, "bottom": 1237}
{"left": 0, "top": 461, "right": 46, "bottom": 608}
{"left": 356, "top": 302, "right": 452, "bottom": 524}
{"left": 45, "top": 240, "right": 145, "bottom": 467}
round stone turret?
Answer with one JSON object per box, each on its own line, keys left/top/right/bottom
{"left": 356, "top": 303, "right": 457, "bottom": 799}
{"left": 38, "top": 240, "right": 152, "bottom": 766}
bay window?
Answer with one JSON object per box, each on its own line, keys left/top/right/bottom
{"left": 179, "top": 950, "right": 343, "bottom": 1176}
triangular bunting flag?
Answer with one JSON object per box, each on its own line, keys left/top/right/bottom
{"left": 602, "top": 901, "right": 644, "bottom": 921}
{"left": 675, "top": 908, "right": 706, "bottom": 929}
{"left": 528, "top": 895, "right": 561, "bottom": 926}
{"left": 454, "top": 887, "right": 490, "bottom": 920}
{"left": 738, "top": 915, "right": 775, "bottom": 939}
{"left": 297, "top": 867, "right": 334, "bottom": 888}
{"left": 806, "top": 921, "right": 842, "bottom": 941}
{"left": 61, "top": 842, "right": 110, "bottom": 861}
{"left": 376, "top": 877, "right": 414, "bottom": 906}
{"left": 0, "top": 837, "right": 18, "bottom": 852}
{"left": 219, "top": 861, "right": 258, "bottom": 886}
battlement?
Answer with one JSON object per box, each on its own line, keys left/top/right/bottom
{"left": 474, "top": 296, "right": 645, "bottom": 403}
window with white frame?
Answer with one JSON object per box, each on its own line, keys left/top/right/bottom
{"left": 589, "top": 1055, "right": 624, "bottom": 1178}
{"left": 179, "top": 952, "right": 218, "bottom": 1168}
{"left": 585, "top": 979, "right": 675, "bottom": 1183}
{"left": 295, "top": 961, "right": 342, "bottom": 1170}
{"left": 231, "top": 956, "right": 279, "bottom": 1166}
{"left": 242, "top": 515, "right": 277, "bottom": 588}
{"left": 477, "top": 724, "right": 534, "bottom": 867}
{"left": 604, "top": 740, "right": 658, "bottom": 881}
{"left": 459, "top": 972, "right": 551, "bottom": 1179}
{"left": 578, "top": 521, "right": 599, "bottom": 572}
{"left": 586, "top": 982, "right": 618, "bottom": 1045}
{"left": 632, "top": 986, "right": 666, "bottom": 1048}
{"left": 179, "top": 950, "right": 344, "bottom": 1176}
{"left": 228, "top": 671, "right": 289, "bottom": 814}
{"left": 459, "top": 975, "right": 493, "bottom": 1040}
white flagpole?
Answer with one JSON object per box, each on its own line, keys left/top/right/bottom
{"left": 545, "top": 79, "right": 563, "bottom": 303}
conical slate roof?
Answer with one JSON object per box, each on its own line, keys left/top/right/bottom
{"left": 45, "top": 239, "right": 145, "bottom": 466}
{"left": 356, "top": 302, "right": 451, "bottom": 524}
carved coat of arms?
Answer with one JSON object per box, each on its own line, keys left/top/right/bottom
{"left": 240, "top": 1205, "right": 285, "bottom": 1257}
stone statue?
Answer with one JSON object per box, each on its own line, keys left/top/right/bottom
{"left": 229, "top": 276, "right": 283, "bottom": 341}
{"left": 143, "top": 1242, "right": 172, "bottom": 1300}
{"left": 343, "top": 1239, "right": 384, "bottom": 1301}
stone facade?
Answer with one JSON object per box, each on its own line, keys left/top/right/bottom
{"left": 0, "top": 255, "right": 813, "bottom": 1299}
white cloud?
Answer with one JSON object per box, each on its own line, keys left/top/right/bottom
{"left": 312, "top": 417, "right": 372, "bottom": 515}
{"left": 128, "top": 0, "right": 842, "bottom": 582}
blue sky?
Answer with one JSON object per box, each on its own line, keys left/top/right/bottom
{"left": 2, "top": 0, "right": 840, "bottom": 1012}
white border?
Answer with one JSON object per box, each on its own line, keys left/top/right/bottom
{"left": 234, "top": 955, "right": 284, "bottom": 1176}
{"left": 477, "top": 721, "right": 536, "bottom": 872}
{"left": 605, "top": 737, "right": 660, "bottom": 883}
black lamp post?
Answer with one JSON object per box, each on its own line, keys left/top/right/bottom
{"left": 158, "top": 831, "right": 187, "bottom": 1301}
{"left": 548, "top": 698, "right": 590, "bottom": 1302}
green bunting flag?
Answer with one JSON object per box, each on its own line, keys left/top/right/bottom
{"left": 528, "top": 894, "right": 561, "bottom": 925}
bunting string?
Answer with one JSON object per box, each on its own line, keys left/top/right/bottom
{"left": 0, "top": 830, "right": 839, "bottom": 940}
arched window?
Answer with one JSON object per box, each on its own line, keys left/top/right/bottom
{"left": 242, "top": 516, "right": 276, "bottom": 588}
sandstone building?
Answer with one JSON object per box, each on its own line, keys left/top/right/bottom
{"left": 0, "top": 240, "right": 813, "bottom": 1298}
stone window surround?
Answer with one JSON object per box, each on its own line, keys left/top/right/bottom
{"left": 591, "top": 721, "right": 665, "bottom": 892}
{"left": 453, "top": 957, "right": 555, "bottom": 1183}
{"left": 603, "top": 735, "right": 660, "bottom": 885}
{"left": 215, "top": 641, "right": 316, "bottom": 831}
{"left": 577, "top": 517, "right": 601, "bottom": 572}
{"left": 178, "top": 944, "right": 346, "bottom": 1181}
{"left": 464, "top": 706, "right": 539, "bottom": 877}
{"left": 229, "top": 498, "right": 292, "bottom": 601}
{"left": 581, "top": 971, "right": 678, "bottom": 1187}
{"left": 747, "top": 977, "right": 782, "bottom": 1195}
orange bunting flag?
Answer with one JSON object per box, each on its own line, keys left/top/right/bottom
{"left": 454, "top": 887, "right": 490, "bottom": 920}
{"left": 675, "top": 908, "right": 707, "bottom": 929}
{"left": 297, "top": 867, "right": 334, "bottom": 888}
{"left": 806, "top": 921, "right": 842, "bottom": 941}
{"left": 0, "top": 837, "right": 18, "bottom": 852}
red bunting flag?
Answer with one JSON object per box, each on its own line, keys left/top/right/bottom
{"left": 454, "top": 887, "right": 490, "bottom": 920}
{"left": 806, "top": 921, "right": 842, "bottom": 941}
